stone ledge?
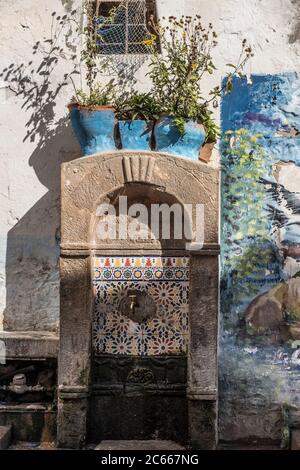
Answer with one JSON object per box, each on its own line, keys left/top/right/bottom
{"left": 187, "top": 386, "right": 217, "bottom": 400}
{"left": 0, "top": 331, "right": 58, "bottom": 359}
{"left": 0, "top": 405, "right": 56, "bottom": 442}
{"left": 0, "top": 403, "right": 51, "bottom": 412}
{"left": 64, "top": 149, "right": 218, "bottom": 172}
{"left": 60, "top": 244, "right": 221, "bottom": 255}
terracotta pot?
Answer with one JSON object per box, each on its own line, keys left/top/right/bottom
{"left": 199, "top": 141, "right": 215, "bottom": 163}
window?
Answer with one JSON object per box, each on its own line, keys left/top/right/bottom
{"left": 94, "top": 0, "right": 159, "bottom": 54}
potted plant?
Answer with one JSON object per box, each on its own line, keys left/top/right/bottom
{"left": 146, "top": 15, "right": 253, "bottom": 160}
{"left": 68, "top": 0, "right": 118, "bottom": 155}
{"left": 116, "top": 92, "right": 160, "bottom": 150}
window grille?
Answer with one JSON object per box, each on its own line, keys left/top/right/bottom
{"left": 94, "top": 0, "right": 158, "bottom": 54}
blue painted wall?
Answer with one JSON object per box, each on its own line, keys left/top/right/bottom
{"left": 220, "top": 74, "right": 300, "bottom": 444}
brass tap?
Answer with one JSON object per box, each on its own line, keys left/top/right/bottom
{"left": 129, "top": 294, "right": 137, "bottom": 316}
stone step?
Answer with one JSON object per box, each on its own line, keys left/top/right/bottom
{"left": 95, "top": 440, "right": 185, "bottom": 450}
{"left": 0, "top": 425, "right": 12, "bottom": 450}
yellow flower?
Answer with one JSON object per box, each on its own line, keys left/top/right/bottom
{"left": 143, "top": 34, "right": 157, "bottom": 46}
{"left": 191, "top": 63, "right": 197, "bottom": 71}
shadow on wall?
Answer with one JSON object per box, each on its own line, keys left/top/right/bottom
{"left": 4, "top": 121, "right": 81, "bottom": 331}
{"left": 0, "top": 4, "right": 146, "bottom": 331}
{"left": 0, "top": 10, "right": 81, "bottom": 331}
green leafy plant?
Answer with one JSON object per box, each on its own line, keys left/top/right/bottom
{"left": 146, "top": 15, "right": 253, "bottom": 138}
{"left": 75, "top": 80, "right": 116, "bottom": 107}
{"left": 115, "top": 92, "right": 160, "bottom": 120}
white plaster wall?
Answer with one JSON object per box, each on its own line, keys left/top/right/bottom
{"left": 0, "top": 0, "right": 300, "bottom": 331}
{"left": 0, "top": 0, "right": 83, "bottom": 330}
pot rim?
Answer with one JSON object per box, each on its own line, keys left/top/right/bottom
{"left": 157, "top": 114, "right": 210, "bottom": 131}
{"left": 158, "top": 113, "right": 204, "bottom": 124}
{"left": 68, "top": 102, "right": 115, "bottom": 111}
{"left": 118, "top": 118, "right": 154, "bottom": 123}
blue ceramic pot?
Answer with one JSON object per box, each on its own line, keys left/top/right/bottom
{"left": 119, "top": 120, "right": 153, "bottom": 150}
{"left": 69, "top": 104, "right": 116, "bottom": 155}
{"left": 154, "top": 115, "right": 206, "bottom": 160}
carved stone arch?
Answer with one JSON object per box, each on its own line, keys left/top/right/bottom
{"left": 60, "top": 151, "right": 219, "bottom": 250}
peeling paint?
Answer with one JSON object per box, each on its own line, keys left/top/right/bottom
{"left": 221, "top": 73, "right": 300, "bottom": 444}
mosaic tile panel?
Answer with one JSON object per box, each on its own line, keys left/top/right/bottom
{"left": 93, "top": 256, "right": 189, "bottom": 356}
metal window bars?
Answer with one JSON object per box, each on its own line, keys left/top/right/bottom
{"left": 94, "top": 0, "right": 156, "bottom": 54}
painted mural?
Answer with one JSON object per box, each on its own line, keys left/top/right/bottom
{"left": 220, "top": 73, "right": 300, "bottom": 443}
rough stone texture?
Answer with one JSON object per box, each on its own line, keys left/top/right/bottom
{"left": 95, "top": 440, "right": 185, "bottom": 450}
{"left": 89, "top": 394, "right": 188, "bottom": 443}
{"left": 58, "top": 151, "right": 219, "bottom": 448}
{"left": 61, "top": 151, "right": 219, "bottom": 249}
{"left": 188, "top": 400, "right": 217, "bottom": 450}
{"left": 57, "top": 256, "right": 92, "bottom": 448}
{"left": 188, "top": 254, "right": 218, "bottom": 449}
{"left": 188, "top": 255, "right": 218, "bottom": 398}
{"left": 291, "top": 430, "right": 300, "bottom": 450}
{"left": 9, "top": 442, "right": 56, "bottom": 450}
{"left": 0, "top": 425, "right": 11, "bottom": 450}
{"left": 90, "top": 355, "right": 187, "bottom": 442}
{"left": 0, "top": 331, "right": 58, "bottom": 359}
{"left": 57, "top": 398, "right": 88, "bottom": 449}
{"left": 0, "top": 406, "right": 56, "bottom": 443}
{"left": 58, "top": 257, "right": 92, "bottom": 389}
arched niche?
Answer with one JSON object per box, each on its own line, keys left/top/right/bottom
{"left": 89, "top": 181, "right": 192, "bottom": 250}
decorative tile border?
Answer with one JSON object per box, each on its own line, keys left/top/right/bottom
{"left": 93, "top": 256, "right": 189, "bottom": 356}
{"left": 94, "top": 256, "right": 189, "bottom": 281}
